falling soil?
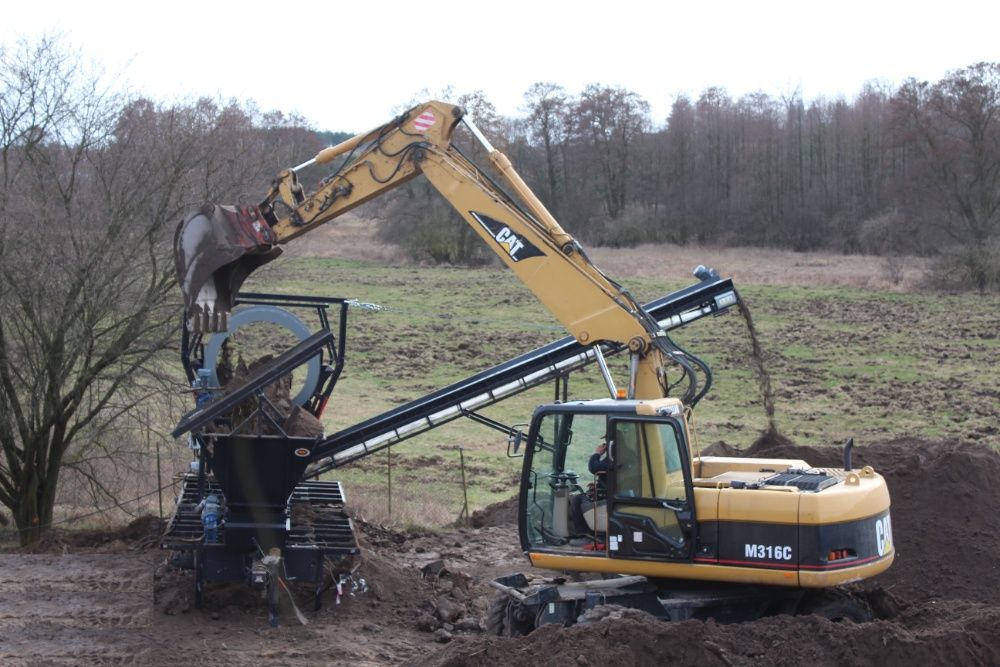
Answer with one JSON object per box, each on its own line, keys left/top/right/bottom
{"left": 735, "top": 291, "right": 778, "bottom": 434}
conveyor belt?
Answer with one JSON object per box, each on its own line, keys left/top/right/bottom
{"left": 306, "top": 277, "right": 736, "bottom": 477}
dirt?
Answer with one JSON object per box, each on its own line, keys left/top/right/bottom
{"left": 6, "top": 436, "right": 1000, "bottom": 665}
{"left": 469, "top": 496, "right": 517, "bottom": 529}
{"left": 217, "top": 354, "right": 323, "bottom": 438}
{"left": 14, "top": 515, "right": 164, "bottom": 554}
{"left": 425, "top": 602, "right": 1000, "bottom": 666}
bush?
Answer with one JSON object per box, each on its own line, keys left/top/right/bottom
{"left": 592, "top": 205, "right": 665, "bottom": 247}
{"left": 927, "top": 240, "right": 1000, "bottom": 292}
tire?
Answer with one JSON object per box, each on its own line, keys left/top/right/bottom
{"left": 485, "top": 592, "right": 531, "bottom": 636}
{"left": 802, "top": 591, "right": 873, "bottom": 623}
{"left": 485, "top": 592, "right": 508, "bottom": 636}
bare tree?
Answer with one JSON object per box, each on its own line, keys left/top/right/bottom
{"left": 889, "top": 64, "right": 1000, "bottom": 288}
{"left": 523, "top": 83, "right": 569, "bottom": 215}
{"left": 0, "top": 38, "right": 179, "bottom": 543}
{"left": 892, "top": 63, "right": 1000, "bottom": 247}
{"left": 0, "top": 38, "right": 322, "bottom": 543}
{"left": 572, "top": 85, "right": 650, "bottom": 221}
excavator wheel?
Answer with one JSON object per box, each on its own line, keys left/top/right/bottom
{"left": 800, "top": 590, "right": 873, "bottom": 623}
{"left": 485, "top": 592, "right": 533, "bottom": 636}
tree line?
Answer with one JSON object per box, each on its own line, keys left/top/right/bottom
{"left": 376, "top": 69, "right": 1000, "bottom": 289}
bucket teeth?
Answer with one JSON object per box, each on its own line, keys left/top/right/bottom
{"left": 188, "top": 305, "right": 229, "bottom": 334}
{"left": 189, "top": 306, "right": 203, "bottom": 335}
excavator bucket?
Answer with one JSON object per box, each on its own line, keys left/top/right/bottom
{"left": 174, "top": 204, "right": 282, "bottom": 333}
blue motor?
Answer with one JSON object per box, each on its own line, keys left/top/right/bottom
{"left": 198, "top": 494, "right": 221, "bottom": 544}
{"left": 193, "top": 368, "right": 215, "bottom": 408}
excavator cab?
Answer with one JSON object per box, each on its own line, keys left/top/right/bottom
{"left": 521, "top": 398, "right": 696, "bottom": 562}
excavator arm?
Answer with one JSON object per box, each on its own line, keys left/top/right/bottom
{"left": 175, "top": 101, "right": 708, "bottom": 402}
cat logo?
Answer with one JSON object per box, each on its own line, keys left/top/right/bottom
{"left": 875, "top": 514, "right": 893, "bottom": 557}
{"left": 470, "top": 211, "right": 545, "bottom": 262}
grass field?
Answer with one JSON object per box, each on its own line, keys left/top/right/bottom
{"left": 221, "top": 222, "right": 1000, "bottom": 525}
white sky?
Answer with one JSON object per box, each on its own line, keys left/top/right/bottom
{"left": 4, "top": 0, "right": 999, "bottom": 132}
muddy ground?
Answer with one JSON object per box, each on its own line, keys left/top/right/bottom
{"left": 3, "top": 435, "right": 1000, "bottom": 665}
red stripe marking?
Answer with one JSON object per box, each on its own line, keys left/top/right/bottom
{"left": 694, "top": 557, "right": 795, "bottom": 570}
{"left": 316, "top": 395, "right": 330, "bottom": 418}
{"left": 413, "top": 111, "right": 436, "bottom": 132}
{"left": 694, "top": 553, "right": 889, "bottom": 571}
{"left": 797, "top": 554, "right": 886, "bottom": 570}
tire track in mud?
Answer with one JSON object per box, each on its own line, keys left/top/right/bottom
{"left": 0, "top": 554, "right": 154, "bottom": 666}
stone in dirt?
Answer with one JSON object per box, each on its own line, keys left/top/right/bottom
{"left": 435, "top": 596, "right": 464, "bottom": 623}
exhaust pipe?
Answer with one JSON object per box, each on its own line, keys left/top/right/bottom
{"left": 843, "top": 437, "right": 854, "bottom": 471}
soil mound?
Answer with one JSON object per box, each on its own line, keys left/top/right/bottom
{"left": 469, "top": 496, "right": 517, "bottom": 529}
{"left": 220, "top": 354, "right": 323, "bottom": 437}
{"left": 425, "top": 600, "right": 1000, "bottom": 667}
{"left": 20, "top": 514, "right": 163, "bottom": 553}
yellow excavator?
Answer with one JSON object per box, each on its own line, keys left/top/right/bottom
{"left": 174, "top": 101, "right": 893, "bottom": 630}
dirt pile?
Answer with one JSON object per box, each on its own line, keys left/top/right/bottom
{"left": 424, "top": 436, "right": 1000, "bottom": 666}
{"left": 220, "top": 354, "right": 323, "bottom": 437}
{"left": 469, "top": 496, "right": 517, "bottom": 529}
{"left": 354, "top": 519, "right": 490, "bottom": 642}
{"left": 426, "top": 601, "right": 1000, "bottom": 667}
{"left": 16, "top": 514, "right": 163, "bottom": 554}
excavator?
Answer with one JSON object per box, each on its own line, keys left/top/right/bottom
{"left": 172, "top": 100, "right": 893, "bottom": 630}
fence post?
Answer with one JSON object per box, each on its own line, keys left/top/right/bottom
{"left": 150, "top": 408, "right": 163, "bottom": 522}
{"left": 458, "top": 447, "right": 470, "bottom": 526}
{"left": 387, "top": 447, "right": 392, "bottom": 522}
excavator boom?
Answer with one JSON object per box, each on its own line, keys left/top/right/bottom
{"left": 178, "top": 102, "right": 639, "bottom": 338}
{"left": 175, "top": 100, "right": 700, "bottom": 401}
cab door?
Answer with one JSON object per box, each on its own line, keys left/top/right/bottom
{"left": 606, "top": 417, "right": 695, "bottom": 561}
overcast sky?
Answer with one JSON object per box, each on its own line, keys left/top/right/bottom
{"left": 4, "top": 1, "right": 999, "bottom": 133}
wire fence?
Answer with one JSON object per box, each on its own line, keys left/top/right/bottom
{"left": 0, "top": 403, "right": 500, "bottom": 544}
{"left": 334, "top": 446, "right": 480, "bottom": 529}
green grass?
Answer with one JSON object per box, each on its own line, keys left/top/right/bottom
{"left": 234, "top": 256, "right": 1000, "bottom": 525}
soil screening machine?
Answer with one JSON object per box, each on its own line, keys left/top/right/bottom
{"left": 163, "top": 294, "right": 363, "bottom": 625}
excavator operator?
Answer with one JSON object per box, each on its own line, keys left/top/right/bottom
{"left": 571, "top": 440, "right": 610, "bottom": 535}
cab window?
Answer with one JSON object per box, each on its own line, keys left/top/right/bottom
{"left": 612, "top": 420, "right": 686, "bottom": 501}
